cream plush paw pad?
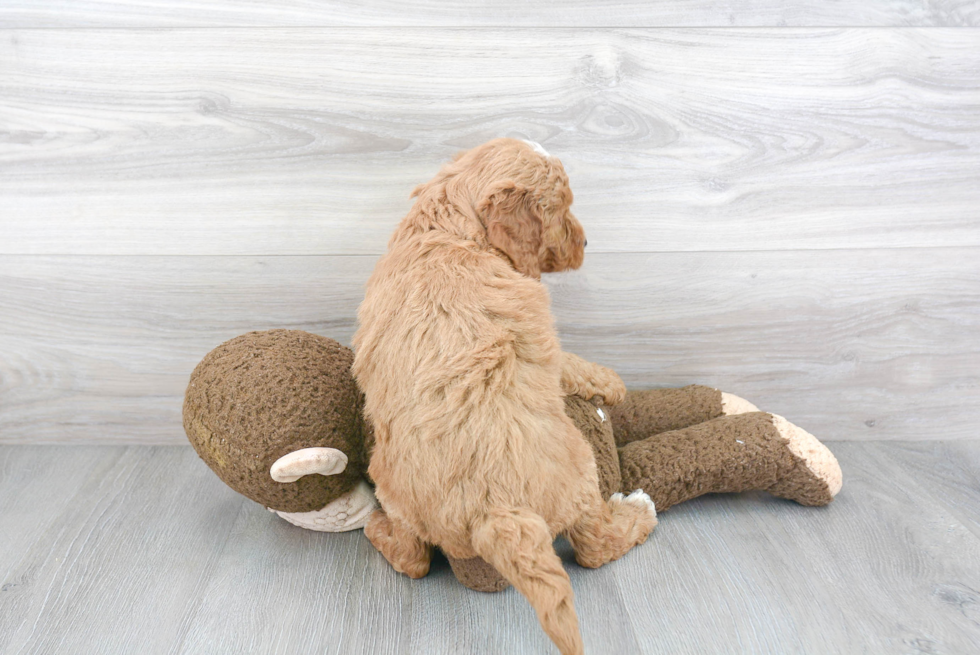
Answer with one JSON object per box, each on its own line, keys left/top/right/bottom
{"left": 271, "top": 480, "right": 378, "bottom": 532}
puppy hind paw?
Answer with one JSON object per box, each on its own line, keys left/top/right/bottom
{"left": 608, "top": 489, "right": 658, "bottom": 542}
{"left": 365, "top": 510, "right": 432, "bottom": 579}
{"left": 611, "top": 490, "right": 657, "bottom": 521}
{"left": 623, "top": 489, "right": 657, "bottom": 519}
{"left": 571, "top": 490, "right": 658, "bottom": 569}
{"left": 396, "top": 555, "right": 432, "bottom": 580}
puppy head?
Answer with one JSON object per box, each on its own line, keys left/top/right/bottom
{"left": 459, "top": 139, "right": 586, "bottom": 278}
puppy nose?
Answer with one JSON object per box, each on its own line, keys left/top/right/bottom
{"left": 584, "top": 239, "right": 588, "bottom": 248}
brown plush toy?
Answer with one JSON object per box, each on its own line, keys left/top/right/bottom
{"left": 184, "top": 330, "right": 842, "bottom": 591}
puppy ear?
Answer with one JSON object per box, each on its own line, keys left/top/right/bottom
{"left": 479, "top": 181, "right": 543, "bottom": 278}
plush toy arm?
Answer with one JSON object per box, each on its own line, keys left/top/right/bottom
{"left": 608, "top": 385, "right": 758, "bottom": 447}
{"left": 560, "top": 352, "right": 627, "bottom": 405}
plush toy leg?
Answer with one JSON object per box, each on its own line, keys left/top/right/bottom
{"left": 608, "top": 385, "right": 758, "bottom": 447}
{"left": 365, "top": 509, "right": 432, "bottom": 579}
{"left": 619, "top": 412, "right": 842, "bottom": 511}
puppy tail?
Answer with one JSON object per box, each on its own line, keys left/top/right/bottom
{"left": 471, "top": 508, "right": 584, "bottom": 655}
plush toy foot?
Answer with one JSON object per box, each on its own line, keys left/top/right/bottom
{"left": 446, "top": 554, "right": 512, "bottom": 592}
{"left": 768, "top": 414, "right": 843, "bottom": 504}
{"left": 619, "top": 412, "right": 842, "bottom": 511}
{"left": 365, "top": 509, "right": 432, "bottom": 579}
{"left": 270, "top": 479, "right": 378, "bottom": 531}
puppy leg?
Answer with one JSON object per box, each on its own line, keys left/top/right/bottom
{"left": 560, "top": 352, "right": 626, "bottom": 405}
{"left": 365, "top": 509, "right": 432, "bottom": 579}
{"left": 566, "top": 488, "right": 657, "bottom": 569}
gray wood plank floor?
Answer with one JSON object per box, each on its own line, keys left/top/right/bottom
{"left": 2, "top": 442, "right": 979, "bottom": 654}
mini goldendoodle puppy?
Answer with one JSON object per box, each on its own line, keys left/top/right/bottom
{"left": 352, "top": 138, "right": 656, "bottom": 655}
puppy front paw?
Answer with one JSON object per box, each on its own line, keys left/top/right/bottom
{"left": 561, "top": 353, "right": 627, "bottom": 405}
{"left": 588, "top": 365, "right": 627, "bottom": 405}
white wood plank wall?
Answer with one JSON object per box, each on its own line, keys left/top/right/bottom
{"left": 1, "top": 5, "right": 978, "bottom": 444}
{"left": 1, "top": 1, "right": 978, "bottom": 27}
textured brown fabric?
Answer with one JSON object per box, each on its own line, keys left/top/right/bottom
{"left": 360, "top": 399, "right": 376, "bottom": 485}
{"left": 183, "top": 330, "right": 369, "bottom": 513}
{"left": 619, "top": 412, "right": 834, "bottom": 511}
{"left": 446, "top": 555, "right": 512, "bottom": 593}
{"left": 563, "top": 395, "right": 622, "bottom": 499}
{"left": 608, "top": 385, "right": 723, "bottom": 447}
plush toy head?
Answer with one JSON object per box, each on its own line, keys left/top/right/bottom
{"left": 183, "top": 330, "right": 372, "bottom": 513}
